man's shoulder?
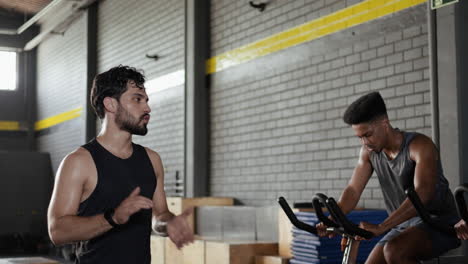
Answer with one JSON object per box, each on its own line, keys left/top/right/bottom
{"left": 61, "top": 147, "right": 94, "bottom": 167}
{"left": 143, "top": 146, "right": 161, "bottom": 159}
{"left": 55, "top": 147, "right": 96, "bottom": 181}
{"left": 407, "top": 132, "right": 438, "bottom": 159}
{"left": 407, "top": 132, "right": 434, "bottom": 148}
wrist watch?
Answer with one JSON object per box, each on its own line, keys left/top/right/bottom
{"left": 154, "top": 220, "right": 168, "bottom": 237}
{"left": 104, "top": 208, "right": 120, "bottom": 228}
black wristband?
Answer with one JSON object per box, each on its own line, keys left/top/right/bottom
{"left": 104, "top": 208, "right": 120, "bottom": 228}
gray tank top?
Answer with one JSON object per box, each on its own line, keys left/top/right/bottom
{"left": 370, "top": 131, "right": 457, "bottom": 217}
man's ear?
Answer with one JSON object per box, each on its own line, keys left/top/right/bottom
{"left": 381, "top": 116, "right": 390, "bottom": 128}
{"left": 103, "top": 97, "right": 118, "bottom": 114}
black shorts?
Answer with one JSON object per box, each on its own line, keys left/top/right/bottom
{"left": 376, "top": 216, "right": 461, "bottom": 260}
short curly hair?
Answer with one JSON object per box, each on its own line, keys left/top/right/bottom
{"left": 90, "top": 65, "right": 145, "bottom": 119}
{"left": 343, "top": 91, "right": 387, "bottom": 125}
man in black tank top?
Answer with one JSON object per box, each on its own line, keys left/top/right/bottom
{"left": 47, "top": 66, "right": 194, "bottom": 264}
{"left": 316, "top": 92, "right": 460, "bottom": 263}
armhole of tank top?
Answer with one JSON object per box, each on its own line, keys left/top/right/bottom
{"left": 79, "top": 146, "right": 100, "bottom": 207}
{"left": 142, "top": 146, "right": 158, "bottom": 183}
{"left": 405, "top": 133, "right": 418, "bottom": 163}
{"left": 368, "top": 150, "right": 376, "bottom": 169}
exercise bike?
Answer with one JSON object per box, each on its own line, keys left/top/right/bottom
{"left": 406, "top": 184, "right": 468, "bottom": 235}
{"left": 278, "top": 194, "right": 374, "bottom": 264}
{"left": 406, "top": 184, "right": 468, "bottom": 263}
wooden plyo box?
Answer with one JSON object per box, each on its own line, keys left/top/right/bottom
{"left": 0, "top": 257, "right": 58, "bottom": 264}
{"left": 278, "top": 209, "right": 295, "bottom": 258}
{"left": 255, "top": 255, "right": 289, "bottom": 264}
{"left": 181, "top": 239, "right": 205, "bottom": 264}
{"left": 151, "top": 235, "right": 205, "bottom": 264}
{"left": 166, "top": 197, "right": 234, "bottom": 232}
{"left": 205, "top": 241, "right": 278, "bottom": 264}
{"left": 151, "top": 235, "right": 166, "bottom": 264}
{"left": 278, "top": 208, "right": 313, "bottom": 258}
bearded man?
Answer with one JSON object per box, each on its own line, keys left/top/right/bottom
{"left": 47, "top": 65, "right": 194, "bottom": 264}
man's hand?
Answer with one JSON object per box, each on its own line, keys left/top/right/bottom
{"left": 113, "top": 187, "right": 153, "bottom": 225}
{"left": 316, "top": 222, "right": 336, "bottom": 238}
{"left": 167, "top": 207, "right": 195, "bottom": 249}
{"left": 355, "top": 221, "right": 382, "bottom": 240}
{"left": 454, "top": 219, "right": 468, "bottom": 240}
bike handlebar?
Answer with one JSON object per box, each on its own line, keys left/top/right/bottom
{"left": 405, "top": 187, "right": 457, "bottom": 236}
{"left": 278, "top": 196, "right": 318, "bottom": 234}
{"left": 278, "top": 194, "right": 374, "bottom": 239}
{"left": 454, "top": 184, "right": 468, "bottom": 222}
{"left": 312, "top": 193, "right": 340, "bottom": 228}
{"left": 325, "top": 197, "right": 374, "bottom": 239}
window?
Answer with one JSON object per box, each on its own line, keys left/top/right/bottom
{"left": 0, "top": 51, "right": 17, "bottom": 91}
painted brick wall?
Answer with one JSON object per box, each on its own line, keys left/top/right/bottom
{"left": 97, "top": 0, "right": 184, "bottom": 77}
{"left": 97, "top": 0, "right": 185, "bottom": 180}
{"left": 36, "top": 15, "right": 87, "bottom": 173}
{"left": 212, "top": 0, "right": 365, "bottom": 55}
{"left": 210, "top": 0, "right": 430, "bottom": 207}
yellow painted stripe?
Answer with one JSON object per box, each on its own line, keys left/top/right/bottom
{"left": 206, "top": 0, "right": 426, "bottom": 74}
{"left": 0, "top": 121, "right": 20, "bottom": 131}
{"left": 34, "top": 107, "right": 83, "bottom": 131}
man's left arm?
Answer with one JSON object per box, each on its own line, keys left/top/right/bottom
{"left": 145, "top": 148, "right": 194, "bottom": 249}
{"left": 359, "top": 135, "right": 439, "bottom": 237}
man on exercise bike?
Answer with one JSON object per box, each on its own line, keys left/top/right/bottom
{"left": 317, "top": 92, "right": 460, "bottom": 263}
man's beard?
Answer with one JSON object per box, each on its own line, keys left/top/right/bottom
{"left": 115, "top": 105, "right": 148, "bottom": 136}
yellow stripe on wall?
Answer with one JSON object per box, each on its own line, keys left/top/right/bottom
{"left": 206, "top": 0, "right": 426, "bottom": 74}
{"left": 34, "top": 107, "right": 83, "bottom": 131}
{"left": 0, "top": 121, "right": 20, "bottom": 131}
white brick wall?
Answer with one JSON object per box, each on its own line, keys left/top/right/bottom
{"left": 37, "top": 15, "right": 86, "bottom": 120}
{"left": 36, "top": 15, "right": 87, "bottom": 173}
{"left": 97, "top": 0, "right": 184, "bottom": 77}
{"left": 210, "top": 0, "right": 430, "bottom": 207}
{"left": 36, "top": 0, "right": 186, "bottom": 175}
{"left": 97, "top": 0, "right": 186, "bottom": 180}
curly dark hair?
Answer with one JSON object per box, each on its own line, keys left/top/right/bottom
{"left": 343, "top": 91, "right": 387, "bottom": 125}
{"left": 90, "top": 65, "right": 146, "bottom": 119}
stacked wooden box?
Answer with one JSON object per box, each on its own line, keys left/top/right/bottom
{"left": 151, "top": 197, "right": 287, "bottom": 264}
{"left": 151, "top": 236, "right": 279, "bottom": 264}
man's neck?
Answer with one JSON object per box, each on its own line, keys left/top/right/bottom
{"left": 382, "top": 128, "right": 403, "bottom": 159}
{"left": 96, "top": 121, "right": 133, "bottom": 155}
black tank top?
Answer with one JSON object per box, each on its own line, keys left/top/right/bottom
{"left": 370, "top": 131, "right": 458, "bottom": 218}
{"left": 75, "top": 139, "right": 157, "bottom": 264}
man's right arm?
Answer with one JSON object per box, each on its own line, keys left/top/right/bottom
{"left": 47, "top": 149, "right": 113, "bottom": 245}
{"left": 337, "top": 146, "right": 374, "bottom": 214}
{"left": 317, "top": 146, "right": 373, "bottom": 237}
